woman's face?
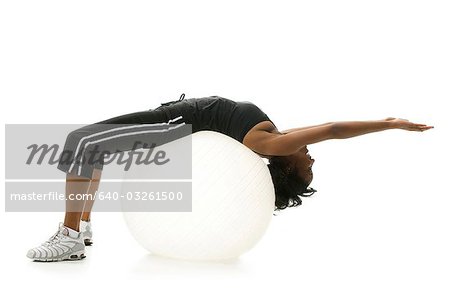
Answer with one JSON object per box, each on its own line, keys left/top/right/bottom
{"left": 286, "top": 146, "right": 315, "bottom": 185}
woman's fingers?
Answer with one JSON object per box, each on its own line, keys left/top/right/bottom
{"left": 388, "top": 118, "right": 434, "bottom": 131}
{"left": 409, "top": 123, "right": 434, "bottom": 131}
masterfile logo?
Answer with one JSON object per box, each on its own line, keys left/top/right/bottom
{"left": 4, "top": 124, "right": 193, "bottom": 212}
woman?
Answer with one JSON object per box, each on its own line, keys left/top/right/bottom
{"left": 26, "top": 94, "right": 433, "bottom": 261}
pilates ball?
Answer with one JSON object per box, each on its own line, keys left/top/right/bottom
{"left": 122, "top": 131, "right": 275, "bottom": 261}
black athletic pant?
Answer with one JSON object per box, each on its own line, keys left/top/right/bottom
{"left": 57, "top": 96, "right": 193, "bottom": 179}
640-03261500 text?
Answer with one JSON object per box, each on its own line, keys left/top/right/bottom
{"left": 95, "top": 191, "right": 184, "bottom": 201}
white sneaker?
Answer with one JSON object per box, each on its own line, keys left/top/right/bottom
{"left": 26, "top": 223, "right": 86, "bottom": 262}
{"left": 80, "top": 220, "right": 93, "bottom": 246}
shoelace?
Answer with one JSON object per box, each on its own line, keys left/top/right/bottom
{"left": 42, "top": 229, "right": 64, "bottom": 247}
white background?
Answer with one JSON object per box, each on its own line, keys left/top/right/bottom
{"left": 1, "top": 0, "right": 449, "bottom": 298}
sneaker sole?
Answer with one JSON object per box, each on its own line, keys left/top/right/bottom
{"left": 32, "top": 251, "right": 86, "bottom": 262}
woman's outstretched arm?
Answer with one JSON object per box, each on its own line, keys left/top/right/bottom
{"left": 253, "top": 118, "right": 433, "bottom": 156}
{"left": 279, "top": 122, "right": 333, "bottom": 134}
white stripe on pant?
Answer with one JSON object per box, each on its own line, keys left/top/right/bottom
{"left": 65, "top": 115, "right": 185, "bottom": 177}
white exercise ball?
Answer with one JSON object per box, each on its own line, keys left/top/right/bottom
{"left": 122, "top": 130, "right": 275, "bottom": 261}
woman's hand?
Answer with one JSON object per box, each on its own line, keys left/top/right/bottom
{"left": 384, "top": 117, "right": 434, "bottom": 131}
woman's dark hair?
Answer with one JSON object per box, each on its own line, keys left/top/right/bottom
{"left": 267, "top": 156, "right": 317, "bottom": 210}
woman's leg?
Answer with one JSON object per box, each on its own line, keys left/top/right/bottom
{"left": 62, "top": 168, "right": 102, "bottom": 231}
{"left": 81, "top": 168, "right": 102, "bottom": 222}
{"left": 62, "top": 108, "right": 187, "bottom": 230}
{"left": 27, "top": 106, "right": 190, "bottom": 261}
{"left": 63, "top": 172, "right": 92, "bottom": 231}
{"left": 58, "top": 111, "right": 174, "bottom": 231}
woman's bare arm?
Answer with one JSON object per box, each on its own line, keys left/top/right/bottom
{"left": 279, "top": 122, "right": 333, "bottom": 134}
{"left": 251, "top": 118, "right": 433, "bottom": 156}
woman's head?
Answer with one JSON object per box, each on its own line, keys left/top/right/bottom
{"left": 267, "top": 146, "right": 317, "bottom": 210}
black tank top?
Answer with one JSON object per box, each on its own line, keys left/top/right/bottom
{"left": 158, "top": 96, "right": 275, "bottom": 143}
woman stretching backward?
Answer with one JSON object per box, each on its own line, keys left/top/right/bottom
{"left": 26, "top": 94, "right": 433, "bottom": 262}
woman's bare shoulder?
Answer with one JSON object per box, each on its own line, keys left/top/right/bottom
{"left": 250, "top": 120, "right": 281, "bottom": 134}
{"left": 243, "top": 121, "right": 284, "bottom": 158}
